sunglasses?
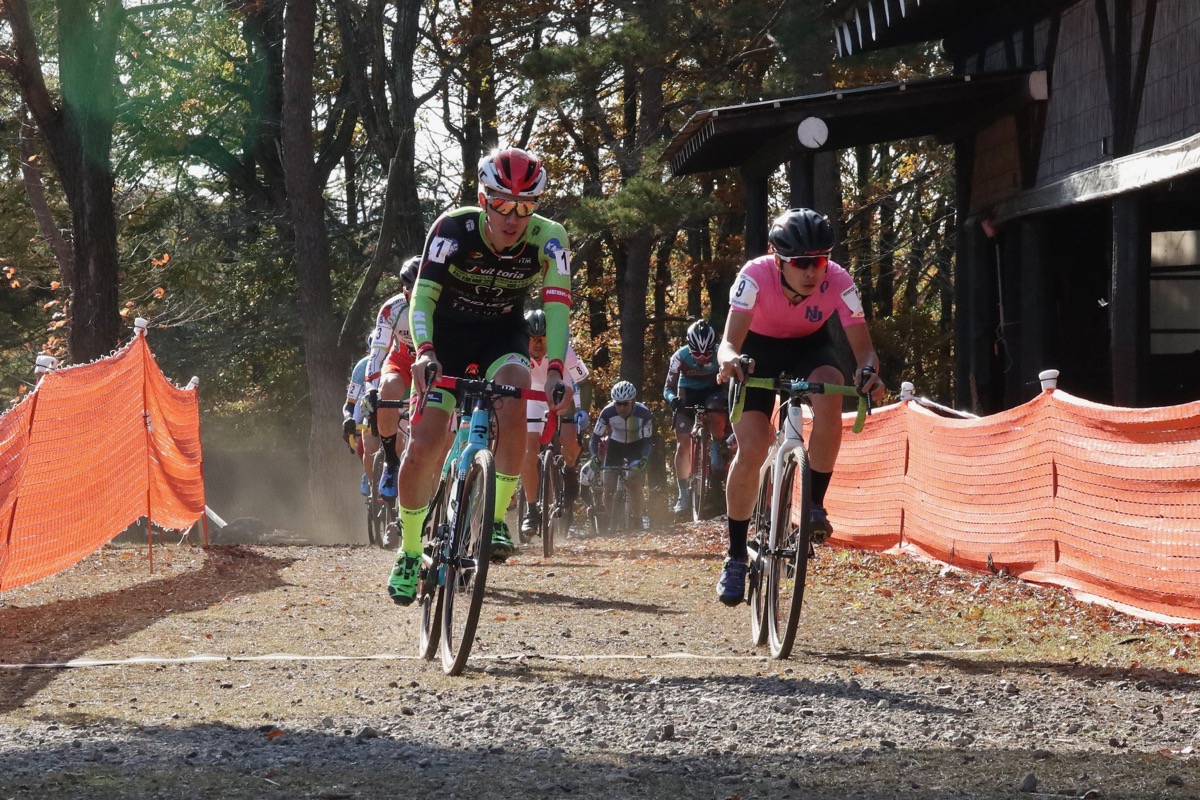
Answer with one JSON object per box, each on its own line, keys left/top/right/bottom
{"left": 615, "top": 401, "right": 633, "bottom": 407}
{"left": 529, "top": 335, "right": 546, "bottom": 344}
{"left": 778, "top": 254, "right": 829, "bottom": 269}
{"left": 485, "top": 194, "right": 538, "bottom": 218}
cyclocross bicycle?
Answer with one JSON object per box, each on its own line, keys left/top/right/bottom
{"left": 366, "top": 448, "right": 397, "bottom": 549}
{"left": 518, "top": 414, "right": 571, "bottom": 557}
{"left": 728, "top": 363, "right": 870, "bottom": 659}
{"left": 364, "top": 393, "right": 412, "bottom": 550}
{"left": 683, "top": 404, "right": 731, "bottom": 522}
{"left": 587, "top": 461, "right": 641, "bottom": 536}
{"left": 375, "top": 372, "right": 559, "bottom": 675}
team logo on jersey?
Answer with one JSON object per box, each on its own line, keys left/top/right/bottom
{"left": 805, "top": 307, "right": 824, "bottom": 323}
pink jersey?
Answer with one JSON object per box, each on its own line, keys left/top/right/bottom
{"left": 728, "top": 255, "right": 866, "bottom": 338}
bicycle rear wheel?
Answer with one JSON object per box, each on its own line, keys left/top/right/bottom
{"left": 747, "top": 464, "right": 774, "bottom": 647}
{"left": 765, "top": 449, "right": 812, "bottom": 659}
{"left": 690, "top": 429, "right": 711, "bottom": 522}
{"left": 440, "top": 449, "right": 496, "bottom": 675}
{"left": 418, "top": 487, "right": 447, "bottom": 660}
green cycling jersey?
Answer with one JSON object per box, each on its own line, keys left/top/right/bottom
{"left": 409, "top": 206, "right": 572, "bottom": 368}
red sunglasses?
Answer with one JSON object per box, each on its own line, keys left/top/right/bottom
{"left": 484, "top": 194, "right": 539, "bottom": 218}
{"left": 777, "top": 254, "right": 829, "bottom": 269}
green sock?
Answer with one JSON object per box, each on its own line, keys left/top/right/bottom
{"left": 398, "top": 504, "right": 427, "bottom": 555}
{"left": 494, "top": 473, "right": 519, "bottom": 524}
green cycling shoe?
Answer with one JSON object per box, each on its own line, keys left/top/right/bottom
{"left": 387, "top": 551, "right": 421, "bottom": 606}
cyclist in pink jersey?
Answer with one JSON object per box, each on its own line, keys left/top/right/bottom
{"left": 714, "top": 208, "right": 886, "bottom": 607}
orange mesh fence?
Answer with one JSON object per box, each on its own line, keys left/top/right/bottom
{"left": 0, "top": 333, "right": 204, "bottom": 592}
{"left": 823, "top": 390, "right": 1200, "bottom": 625}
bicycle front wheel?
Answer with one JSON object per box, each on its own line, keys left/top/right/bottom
{"left": 540, "top": 452, "right": 563, "bottom": 557}
{"left": 418, "top": 486, "right": 447, "bottom": 660}
{"left": 440, "top": 449, "right": 496, "bottom": 675}
{"left": 690, "top": 429, "right": 711, "bottom": 522}
{"left": 610, "top": 484, "right": 632, "bottom": 534}
{"left": 747, "top": 465, "right": 774, "bottom": 647}
{"left": 765, "top": 449, "right": 812, "bottom": 659}
{"left": 516, "top": 485, "right": 532, "bottom": 545}
{"left": 366, "top": 451, "right": 385, "bottom": 547}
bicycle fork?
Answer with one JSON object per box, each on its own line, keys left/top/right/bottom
{"left": 765, "top": 403, "right": 806, "bottom": 557}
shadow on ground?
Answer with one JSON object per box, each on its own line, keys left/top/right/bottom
{"left": 0, "top": 547, "right": 296, "bottom": 713}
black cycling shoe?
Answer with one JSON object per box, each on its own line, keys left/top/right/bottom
{"left": 716, "top": 557, "right": 748, "bottom": 607}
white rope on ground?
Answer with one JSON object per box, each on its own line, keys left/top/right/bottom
{"left": 0, "top": 647, "right": 996, "bottom": 670}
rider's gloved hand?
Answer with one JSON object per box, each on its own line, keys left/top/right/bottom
{"left": 668, "top": 396, "right": 683, "bottom": 413}
{"left": 628, "top": 459, "right": 647, "bottom": 472}
{"left": 341, "top": 417, "right": 356, "bottom": 442}
{"left": 574, "top": 409, "right": 590, "bottom": 429}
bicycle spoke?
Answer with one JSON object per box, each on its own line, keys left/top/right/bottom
{"left": 766, "top": 451, "right": 812, "bottom": 659}
{"left": 747, "top": 466, "right": 773, "bottom": 647}
{"left": 440, "top": 449, "right": 495, "bottom": 675}
{"left": 418, "top": 488, "right": 446, "bottom": 660}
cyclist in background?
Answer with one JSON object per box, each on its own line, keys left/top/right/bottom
{"left": 388, "top": 146, "right": 571, "bottom": 606}
{"left": 369, "top": 255, "right": 421, "bottom": 500}
{"left": 715, "top": 207, "right": 885, "bottom": 607}
{"left": 519, "top": 308, "right": 591, "bottom": 536}
{"left": 663, "top": 318, "right": 728, "bottom": 514}
{"left": 588, "top": 380, "right": 654, "bottom": 526}
{"left": 342, "top": 336, "right": 378, "bottom": 497}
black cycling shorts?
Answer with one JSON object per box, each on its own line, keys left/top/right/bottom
{"left": 673, "top": 385, "right": 727, "bottom": 436}
{"left": 740, "top": 323, "right": 843, "bottom": 417}
{"left": 432, "top": 312, "right": 529, "bottom": 381}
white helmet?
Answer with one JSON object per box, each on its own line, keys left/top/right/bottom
{"left": 611, "top": 380, "right": 637, "bottom": 403}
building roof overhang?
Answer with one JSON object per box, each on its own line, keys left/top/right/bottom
{"left": 827, "top": 0, "right": 1077, "bottom": 59}
{"left": 663, "top": 70, "right": 1046, "bottom": 177}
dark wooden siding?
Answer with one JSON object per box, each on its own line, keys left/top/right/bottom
{"left": 1039, "top": 0, "right": 1200, "bottom": 185}
{"left": 1137, "top": 0, "right": 1200, "bottom": 150}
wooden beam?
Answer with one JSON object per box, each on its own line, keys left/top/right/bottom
{"left": 1110, "top": 194, "right": 1148, "bottom": 405}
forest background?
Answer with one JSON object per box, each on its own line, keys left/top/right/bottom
{"left": 0, "top": 0, "right": 956, "bottom": 534}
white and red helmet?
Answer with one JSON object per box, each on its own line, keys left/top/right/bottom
{"left": 478, "top": 147, "right": 547, "bottom": 199}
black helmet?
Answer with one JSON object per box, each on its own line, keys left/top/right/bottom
{"left": 768, "top": 208, "right": 834, "bottom": 258}
{"left": 524, "top": 308, "right": 547, "bottom": 337}
{"left": 398, "top": 255, "right": 421, "bottom": 290}
{"left": 686, "top": 319, "right": 716, "bottom": 357}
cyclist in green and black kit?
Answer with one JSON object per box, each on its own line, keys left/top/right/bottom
{"left": 386, "top": 146, "right": 572, "bottom": 606}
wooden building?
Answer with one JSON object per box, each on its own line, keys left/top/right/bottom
{"left": 662, "top": 0, "right": 1200, "bottom": 411}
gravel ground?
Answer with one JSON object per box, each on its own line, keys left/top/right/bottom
{"left": 1, "top": 515, "right": 1198, "bottom": 799}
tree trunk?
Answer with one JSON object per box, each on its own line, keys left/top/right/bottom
{"left": 282, "top": 0, "right": 353, "bottom": 536}
{"left": 618, "top": 231, "right": 653, "bottom": 389}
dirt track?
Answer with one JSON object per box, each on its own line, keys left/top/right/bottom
{"left": 1, "top": 519, "right": 1198, "bottom": 799}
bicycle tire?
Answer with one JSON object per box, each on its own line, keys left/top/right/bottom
{"left": 418, "top": 486, "right": 446, "bottom": 660}
{"left": 690, "top": 428, "right": 711, "bottom": 522}
{"left": 440, "top": 448, "right": 496, "bottom": 675}
{"left": 366, "top": 451, "right": 385, "bottom": 546}
{"left": 516, "top": 487, "right": 532, "bottom": 545}
{"left": 611, "top": 483, "right": 631, "bottom": 534}
{"left": 747, "top": 464, "right": 774, "bottom": 647}
{"left": 765, "top": 448, "right": 812, "bottom": 659}
{"left": 539, "top": 451, "right": 562, "bottom": 557}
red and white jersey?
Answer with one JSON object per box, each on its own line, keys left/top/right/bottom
{"left": 366, "top": 292, "right": 413, "bottom": 385}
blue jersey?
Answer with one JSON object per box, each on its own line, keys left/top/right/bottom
{"left": 345, "top": 355, "right": 371, "bottom": 423}
{"left": 663, "top": 346, "right": 719, "bottom": 404}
